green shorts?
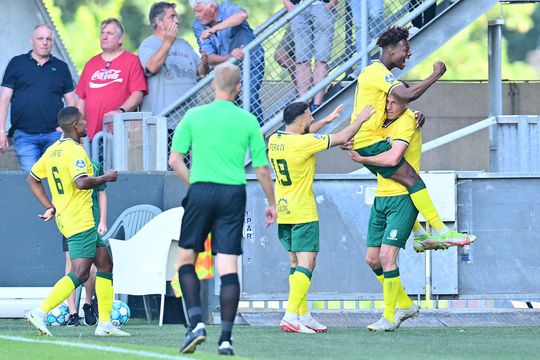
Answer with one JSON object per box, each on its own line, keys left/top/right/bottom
{"left": 367, "top": 195, "right": 418, "bottom": 249}
{"left": 357, "top": 140, "right": 406, "bottom": 178}
{"left": 278, "top": 221, "right": 320, "bottom": 252}
{"left": 66, "top": 227, "right": 107, "bottom": 259}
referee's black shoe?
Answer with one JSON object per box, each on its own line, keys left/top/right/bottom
{"left": 218, "top": 340, "right": 234, "bottom": 356}
{"left": 180, "top": 322, "right": 207, "bottom": 354}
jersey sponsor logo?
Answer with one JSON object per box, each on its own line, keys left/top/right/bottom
{"left": 312, "top": 134, "right": 325, "bottom": 140}
{"left": 75, "top": 159, "right": 86, "bottom": 169}
{"left": 385, "top": 74, "right": 396, "bottom": 83}
{"left": 277, "top": 198, "right": 291, "bottom": 215}
{"left": 387, "top": 229, "right": 398, "bottom": 241}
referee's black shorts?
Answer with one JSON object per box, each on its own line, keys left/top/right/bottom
{"left": 179, "top": 182, "right": 246, "bottom": 255}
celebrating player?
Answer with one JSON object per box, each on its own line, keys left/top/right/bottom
{"left": 350, "top": 26, "right": 475, "bottom": 250}
{"left": 352, "top": 94, "right": 425, "bottom": 331}
{"left": 269, "top": 101, "right": 374, "bottom": 333}
{"left": 24, "top": 106, "right": 127, "bottom": 337}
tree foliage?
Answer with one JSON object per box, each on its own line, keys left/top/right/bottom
{"left": 43, "top": 0, "right": 281, "bottom": 73}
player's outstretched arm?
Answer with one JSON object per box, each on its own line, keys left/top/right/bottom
{"left": 254, "top": 166, "right": 277, "bottom": 227}
{"left": 75, "top": 170, "right": 118, "bottom": 190}
{"left": 308, "top": 104, "right": 344, "bottom": 134}
{"left": 27, "top": 175, "right": 55, "bottom": 221}
{"left": 330, "top": 105, "right": 375, "bottom": 147}
{"left": 349, "top": 142, "right": 408, "bottom": 167}
{"left": 392, "top": 61, "right": 446, "bottom": 102}
{"left": 169, "top": 151, "right": 190, "bottom": 184}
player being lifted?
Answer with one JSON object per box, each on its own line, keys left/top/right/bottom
{"left": 269, "top": 102, "right": 375, "bottom": 333}
{"left": 25, "top": 106, "right": 128, "bottom": 337}
{"left": 350, "top": 26, "right": 476, "bottom": 250}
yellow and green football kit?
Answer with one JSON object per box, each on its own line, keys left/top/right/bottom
{"left": 31, "top": 138, "right": 95, "bottom": 238}
{"left": 268, "top": 130, "right": 330, "bottom": 319}
{"left": 367, "top": 109, "right": 419, "bottom": 323}
{"left": 30, "top": 138, "right": 113, "bottom": 318}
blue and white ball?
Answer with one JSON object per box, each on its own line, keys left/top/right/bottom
{"left": 110, "top": 300, "right": 130, "bottom": 326}
{"left": 46, "top": 304, "right": 69, "bottom": 326}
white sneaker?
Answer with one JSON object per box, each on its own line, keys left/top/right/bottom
{"left": 300, "top": 316, "right": 328, "bottom": 333}
{"left": 25, "top": 308, "right": 52, "bottom": 336}
{"left": 367, "top": 316, "right": 396, "bottom": 332}
{"left": 394, "top": 304, "right": 419, "bottom": 328}
{"left": 279, "top": 317, "right": 315, "bottom": 334}
{"left": 95, "top": 322, "right": 130, "bottom": 337}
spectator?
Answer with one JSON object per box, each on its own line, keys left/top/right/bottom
{"left": 190, "top": 0, "right": 265, "bottom": 125}
{"left": 0, "top": 24, "right": 76, "bottom": 171}
{"left": 285, "top": 0, "right": 339, "bottom": 112}
{"left": 139, "top": 1, "right": 209, "bottom": 141}
{"left": 409, "top": 0, "right": 437, "bottom": 34}
{"left": 76, "top": 18, "right": 147, "bottom": 142}
{"left": 347, "top": 0, "right": 384, "bottom": 79}
{"left": 273, "top": 24, "right": 296, "bottom": 87}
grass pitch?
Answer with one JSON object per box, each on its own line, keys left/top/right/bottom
{"left": 1, "top": 318, "right": 540, "bottom": 359}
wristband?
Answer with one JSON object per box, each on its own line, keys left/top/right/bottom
{"left": 119, "top": 108, "right": 126, "bottom": 113}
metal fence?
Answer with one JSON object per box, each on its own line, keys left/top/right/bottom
{"left": 160, "top": 0, "right": 441, "bottom": 164}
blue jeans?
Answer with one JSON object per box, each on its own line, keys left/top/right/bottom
{"left": 13, "top": 129, "right": 62, "bottom": 171}
{"left": 349, "top": 0, "right": 384, "bottom": 51}
{"left": 240, "top": 45, "right": 265, "bottom": 126}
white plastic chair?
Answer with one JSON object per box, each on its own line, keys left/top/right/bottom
{"left": 109, "top": 207, "right": 184, "bottom": 326}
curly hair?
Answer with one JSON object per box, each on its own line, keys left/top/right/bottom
{"left": 376, "top": 26, "right": 409, "bottom": 48}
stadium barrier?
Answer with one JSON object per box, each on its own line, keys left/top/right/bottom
{"left": 3, "top": 171, "right": 540, "bottom": 318}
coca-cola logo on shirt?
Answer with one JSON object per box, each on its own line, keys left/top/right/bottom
{"left": 91, "top": 69, "right": 122, "bottom": 81}
{"left": 89, "top": 69, "right": 124, "bottom": 89}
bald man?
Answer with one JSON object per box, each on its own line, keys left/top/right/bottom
{"left": 0, "top": 24, "right": 76, "bottom": 171}
{"left": 169, "top": 63, "right": 276, "bottom": 356}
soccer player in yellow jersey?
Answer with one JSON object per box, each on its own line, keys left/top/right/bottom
{"left": 24, "top": 106, "right": 128, "bottom": 337}
{"left": 350, "top": 26, "right": 475, "bottom": 249}
{"left": 269, "top": 101, "right": 374, "bottom": 333}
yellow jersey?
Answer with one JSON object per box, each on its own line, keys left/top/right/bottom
{"left": 30, "top": 138, "right": 95, "bottom": 238}
{"left": 376, "top": 109, "right": 422, "bottom": 197}
{"left": 268, "top": 131, "right": 331, "bottom": 224}
{"left": 351, "top": 60, "right": 402, "bottom": 149}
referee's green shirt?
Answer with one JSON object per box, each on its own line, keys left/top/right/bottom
{"left": 171, "top": 99, "right": 268, "bottom": 185}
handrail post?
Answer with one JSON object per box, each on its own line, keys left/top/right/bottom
{"left": 360, "top": 0, "right": 369, "bottom": 69}
{"left": 242, "top": 48, "right": 252, "bottom": 113}
{"left": 488, "top": 11, "right": 504, "bottom": 172}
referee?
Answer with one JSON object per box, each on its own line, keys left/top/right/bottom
{"left": 169, "top": 62, "right": 276, "bottom": 356}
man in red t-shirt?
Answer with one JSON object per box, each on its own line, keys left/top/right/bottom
{"left": 76, "top": 18, "right": 147, "bottom": 141}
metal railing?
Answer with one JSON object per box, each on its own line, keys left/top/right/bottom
{"left": 159, "top": 0, "right": 441, "bottom": 164}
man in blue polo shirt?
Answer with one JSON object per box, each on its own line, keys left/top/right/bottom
{"left": 190, "top": 0, "right": 265, "bottom": 125}
{"left": 0, "top": 24, "right": 76, "bottom": 171}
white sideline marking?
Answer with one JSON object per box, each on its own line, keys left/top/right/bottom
{"left": 0, "top": 335, "right": 190, "bottom": 360}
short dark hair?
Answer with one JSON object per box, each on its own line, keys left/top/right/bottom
{"left": 149, "top": 2, "right": 176, "bottom": 29}
{"left": 57, "top": 106, "right": 81, "bottom": 130}
{"left": 377, "top": 26, "right": 409, "bottom": 48}
{"left": 283, "top": 102, "right": 309, "bottom": 125}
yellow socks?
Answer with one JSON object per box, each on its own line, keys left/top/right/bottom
{"left": 412, "top": 220, "right": 424, "bottom": 233}
{"left": 407, "top": 180, "right": 445, "bottom": 231}
{"left": 285, "top": 267, "right": 312, "bottom": 315}
{"left": 40, "top": 273, "right": 80, "bottom": 313}
{"left": 373, "top": 267, "right": 412, "bottom": 310}
{"left": 96, "top": 272, "right": 114, "bottom": 323}
{"left": 382, "top": 269, "right": 408, "bottom": 323}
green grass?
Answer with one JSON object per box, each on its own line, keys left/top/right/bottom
{"left": 1, "top": 319, "right": 540, "bottom": 359}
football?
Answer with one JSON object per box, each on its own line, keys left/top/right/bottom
{"left": 110, "top": 300, "right": 130, "bottom": 326}
{"left": 46, "top": 304, "right": 69, "bottom": 326}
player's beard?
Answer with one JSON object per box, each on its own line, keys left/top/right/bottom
{"left": 304, "top": 124, "right": 310, "bottom": 134}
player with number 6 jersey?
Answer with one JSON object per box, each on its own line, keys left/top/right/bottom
{"left": 268, "top": 101, "right": 374, "bottom": 334}
{"left": 25, "top": 106, "right": 128, "bottom": 338}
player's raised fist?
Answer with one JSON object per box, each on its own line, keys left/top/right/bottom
{"left": 105, "top": 170, "right": 118, "bottom": 182}
{"left": 433, "top": 61, "right": 446, "bottom": 77}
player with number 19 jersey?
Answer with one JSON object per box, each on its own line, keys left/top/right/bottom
{"left": 30, "top": 138, "right": 95, "bottom": 238}
{"left": 268, "top": 131, "right": 331, "bottom": 224}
